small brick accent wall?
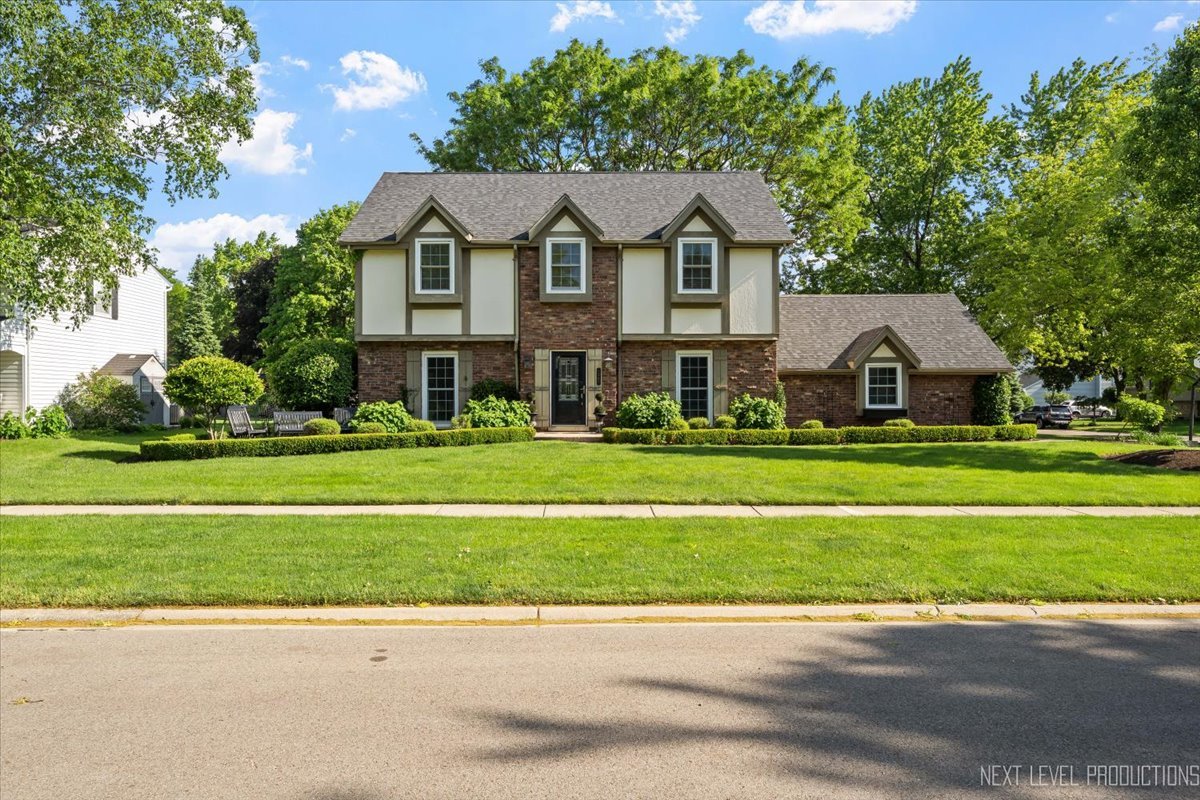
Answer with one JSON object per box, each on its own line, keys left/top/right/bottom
{"left": 782, "top": 372, "right": 980, "bottom": 427}
{"left": 620, "top": 340, "right": 777, "bottom": 402}
{"left": 357, "top": 341, "right": 515, "bottom": 405}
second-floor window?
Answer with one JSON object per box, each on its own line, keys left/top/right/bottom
{"left": 678, "top": 238, "right": 716, "bottom": 293}
{"left": 417, "top": 240, "right": 454, "bottom": 293}
{"left": 547, "top": 238, "right": 585, "bottom": 293}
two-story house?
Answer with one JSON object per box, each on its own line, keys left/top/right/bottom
{"left": 339, "top": 172, "right": 1012, "bottom": 430}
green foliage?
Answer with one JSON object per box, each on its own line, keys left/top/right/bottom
{"left": 972, "top": 374, "right": 1015, "bottom": 425}
{"left": 165, "top": 433, "right": 197, "bottom": 442}
{"left": 416, "top": 40, "right": 866, "bottom": 275}
{"left": 352, "top": 422, "right": 387, "bottom": 435}
{"left": 687, "top": 417, "right": 710, "bottom": 429}
{"left": 187, "top": 233, "right": 280, "bottom": 350}
{"left": 350, "top": 401, "right": 412, "bottom": 434}
{"left": 139, "top": 427, "right": 535, "bottom": 461}
{"left": 165, "top": 278, "right": 190, "bottom": 368}
{"left": 0, "top": 411, "right": 31, "bottom": 439}
{"left": 406, "top": 419, "right": 436, "bottom": 433}
{"left": 602, "top": 424, "right": 1035, "bottom": 445}
{"left": 667, "top": 417, "right": 690, "bottom": 431}
{"left": 883, "top": 418, "right": 916, "bottom": 428}
{"left": 1116, "top": 397, "right": 1166, "bottom": 431}
{"left": 729, "top": 394, "right": 786, "bottom": 430}
{"left": 714, "top": 415, "right": 736, "bottom": 430}
{"left": 1128, "top": 429, "right": 1184, "bottom": 447}
{"left": 469, "top": 379, "right": 520, "bottom": 402}
{"left": 615, "top": 392, "right": 683, "bottom": 429}
{"left": 797, "top": 419, "right": 824, "bottom": 429}
{"left": 28, "top": 405, "right": 69, "bottom": 438}
{"left": 224, "top": 250, "right": 280, "bottom": 364}
{"left": 302, "top": 418, "right": 342, "bottom": 437}
{"left": 789, "top": 428, "right": 841, "bottom": 445}
{"left": 462, "top": 396, "right": 532, "bottom": 428}
{"left": 773, "top": 381, "right": 788, "bottom": 415}
{"left": 1043, "top": 389, "right": 1071, "bottom": 405}
{"left": 57, "top": 371, "right": 144, "bottom": 430}
{"left": 163, "top": 356, "right": 264, "bottom": 439}
{"left": 267, "top": 338, "right": 354, "bottom": 412}
{"left": 0, "top": 0, "right": 259, "bottom": 326}
{"left": 175, "top": 280, "right": 222, "bottom": 362}
{"left": 261, "top": 203, "right": 362, "bottom": 368}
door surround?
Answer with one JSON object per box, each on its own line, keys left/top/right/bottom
{"left": 550, "top": 350, "right": 588, "bottom": 429}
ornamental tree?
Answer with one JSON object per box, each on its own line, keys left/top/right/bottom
{"left": 163, "top": 356, "right": 263, "bottom": 439}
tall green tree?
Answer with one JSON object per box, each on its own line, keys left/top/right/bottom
{"left": 223, "top": 251, "right": 279, "bottom": 365}
{"left": 164, "top": 271, "right": 190, "bottom": 368}
{"left": 415, "top": 40, "right": 867, "bottom": 278}
{"left": 0, "top": 0, "right": 259, "bottom": 325}
{"left": 806, "top": 57, "right": 998, "bottom": 295}
{"left": 174, "top": 280, "right": 221, "bottom": 363}
{"left": 187, "top": 232, "right": 280, "bottom": 349}
{"left": 260, "top": 203, "right": 361, "bottom": 368}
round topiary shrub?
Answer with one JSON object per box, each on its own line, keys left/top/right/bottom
{"left": 615, "top": 392, "right": 683, "bottom": 429}
{"left": 268, "top": 338, "right": 354, "bottom": 413}
{"left": 350, "top": 401, "right": 412, "bottom": 433}
{"left": 714, "top": 415, "right": 736, "bottom": 430}
{"left": 798, "top": 419, "right": 824, "bottom": 429}
{"left": 163, "top": 356, "right": 264, "bottom": 440}
{"left": 302, "top": 418, "right": 342, "bottom": 436}
{"left": 406, "top": 419, "right": 437, "bottom": 432}
{"left": 883, "top": 418, "right": 915, "bottom": 428}
{"left": 729, "top": 394, "right": 785, "bottom": 430}
{"left": 1116, "top": 397, "right": 1167, "bottom": 431}
{"left": 353, "top": 421, "right": 387, "bottom": 434}
{"left": 667, "top": 417, "right": 690, "bottom": 431}
{"left": 687, "top": 417, "right": 710, "bottom": 429}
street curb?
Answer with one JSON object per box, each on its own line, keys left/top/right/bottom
{"left": 3, "top": 604, "right": 1199, "bottom": 628}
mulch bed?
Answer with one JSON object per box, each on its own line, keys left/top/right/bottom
{"left": 1103, "top": 449, "right": 1200, "bottom": 471}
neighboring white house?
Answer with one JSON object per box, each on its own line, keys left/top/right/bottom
{"left": 1020, "top": 373, "right": 1113, "bottom": 405}
{"left": 0, "top": 267, "right": 171, "bottom": 424}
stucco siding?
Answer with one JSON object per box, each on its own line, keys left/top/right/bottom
{"left": 469, "top": 249, "right": 515, "bottom": 335}
{"left": 728, "top": 248, "right": 773, "bottom": 335}
{"left": 670, "top": 306, "right": 722, "bottom": 335}
{"left": 620, "top": 248, "right": 665, "bottom": 334}
{"left": 361, "top": 250, "right": 407, "bottom": 335}
{"left": 410, "top": 308, "right": 462, "bottom": 336}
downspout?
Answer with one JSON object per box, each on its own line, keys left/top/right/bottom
{"left": 513, "top": 244, "right": 520, "bottom": 390}
{"left": 615, "top": 243, "right": 622, "bottom": 405}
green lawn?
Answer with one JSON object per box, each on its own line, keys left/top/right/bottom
{"left": 2, "top": 515, "right": 1195, "bottom": 607}
{"left": 1, "top": 431, "right": 1196, "bottom": 506}
{"left": 1069, "top": 419, "right": 1192, "bottom": 435}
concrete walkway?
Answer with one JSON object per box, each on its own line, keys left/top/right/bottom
{"left": 2, "top": 503, "right": 1198, "bottom": 517}
{"left": 4, "top": 603, "right": 1199, "bottom": 626}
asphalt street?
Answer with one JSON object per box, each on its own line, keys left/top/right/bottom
{"left": 2, "top": 620, "right": 1197, "bottom": 799}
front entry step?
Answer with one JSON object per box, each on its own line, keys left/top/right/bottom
{"left": 535, "top": 431, "right": 603, "bottom": 442}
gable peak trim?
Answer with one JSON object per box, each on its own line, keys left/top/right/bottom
{"left": 527, "top": 193, "right": 605, "bottom": 241}
{"left": 659, "top": 192, "right": 738, "bottom": 241}
{"left": 395, "top": 195, "right": 473, "bottom": 243}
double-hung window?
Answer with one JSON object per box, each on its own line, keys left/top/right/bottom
{"left": 866, "top": 364, "right": 901, "bottom": 408}
{"left": 416, "top": 239, "right": 454, "bottom": 293}
{"left": 547, "top": 238, "right": 585, "bottom": 293}
{"left": 676, "top": 351, "right": 712, "bottom": 421}
{"left": 678, "top": 238, "right": 716, "bottom": 293}
{"left": 423, "top": 352, "right": 458, "bottom": 424}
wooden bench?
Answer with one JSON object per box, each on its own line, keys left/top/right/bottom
{"left": 273, "top": 410, "right": 324, "bottom": 435}
{"left": 333, "top": 406, "right": 357, "bottom": 432}
{"left": 226, "top": 405, "right": 267, "bottom": 438}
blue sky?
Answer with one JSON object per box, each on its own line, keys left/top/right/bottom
{"left": 148, "top": 0, "right": 1198, "bottom": 274}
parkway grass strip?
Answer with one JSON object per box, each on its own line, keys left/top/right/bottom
{"left": 2, "top": 515, "right": 1196, "bottom": 608}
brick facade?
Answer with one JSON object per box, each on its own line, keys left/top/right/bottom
{"left": 907, "top": 374, "right": 976, "bottom": 425}
{"left": 620, "top": 340, "right": 777, "bottom": 402}
{"left": 782, "top": 372, "right": 979, "bottom": 427}
{"left": 357, "top": 340, "right": 515, "bottom": 405}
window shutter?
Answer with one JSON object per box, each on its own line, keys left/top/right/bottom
{"left": 405, "top": 350, "right": 421, "bottom": 414}
{"left": 586, "top": 349, "right": 602, "bottom": 419}
{"left": 661, "top": 349, "right": 675, "bottom": 395}
{"left": 713, "top": 349, "right": 728, "bottom": 417}
{"left": 533, "top": 349, "right": 550, "bottom": 429}
{"left": 458, "top": 351, "right": 473, "bottom": 414}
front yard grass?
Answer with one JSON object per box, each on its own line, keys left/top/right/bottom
{"left": 2, "top": 515, "right": 1195, "bottom": 607}
{"left": 1, "top": 431, "right": 1197, "bottom": 506}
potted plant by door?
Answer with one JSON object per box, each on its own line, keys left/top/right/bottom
{"left": 593, "top": 392, "right": 607, "bottom": 431}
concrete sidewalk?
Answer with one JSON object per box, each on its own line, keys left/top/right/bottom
{"left": 4, "top": 603, "right": 1199, "bottom": 626}
{"left": 2, "top": 503, "right": 1198, "bottom": 517}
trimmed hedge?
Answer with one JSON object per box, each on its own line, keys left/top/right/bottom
{"left": 140, "top": 427, "right": 536, "bottom": 461}
{"left": 602, "top": 424, "right": 1036, "bottom": 446}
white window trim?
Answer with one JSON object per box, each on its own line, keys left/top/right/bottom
{"left": 546, "top": 237, "right": 587, "bottom": 294}
{"left": 677, "top": 237, "right": 718, "bottom": 294}
{"left": 421, "top": 351, "right": 458, "bottom": 426}
{"left": 676, "top": 350, "right": 713, "bottom": 422}
{"left": 415, "top": 239, "right": 455, "bottom": 295}
{"left": 865, "top": 362, "right": 903, "bottom": 409}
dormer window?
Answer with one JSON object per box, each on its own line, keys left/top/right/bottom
{"left": 547, "top": 238, "right": 586, "bottom": 293}
{"left": 416, "top": 239, "right": 454, "bottom": 293}
{"left": 866, "top": 363, "right": 902, "bottom": 409}
{"left": 678, "top": 238, "right": 716, "bottom": 293}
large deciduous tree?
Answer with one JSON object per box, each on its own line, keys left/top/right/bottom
{"left": 187, "top": 233, "right": 281, "bottom": 351}
{"left": 223, "top": 251, "right": 279, "bottom": 365}
{"left": 0, "top": 0, "right": 259, "bottom": 325}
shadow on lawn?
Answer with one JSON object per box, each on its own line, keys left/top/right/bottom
{"left": 467, "top": 622, "right": 1199, "bottom": 796}
{"left": 59, "top": 449, "right": 135, "bottom": 463}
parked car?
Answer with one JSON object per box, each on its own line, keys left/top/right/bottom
{"left": 1015, "top": 405, "right": 1074, "bottom": 429}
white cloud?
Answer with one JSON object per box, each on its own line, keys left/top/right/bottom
{"left": 280, "top": 55, "right": 310, "bottom": 70}
{"left": 326, "top": 50, "right": 426, "bottom": 111}
{"left": 219, "top": 109, "right": 313, "bottom": 175}
{"left": 249, "top": 62, "right": 274, "bottom": 98}
{"left": 1153, "top": 14, "right": 1183, "bottom": 32}
{"left": 1104, "top": 13, "right": 1117, "bottom": 24}
{"left": 340, "top": 128, "right": 357, "bottom": 142}
{"left": 550, "top": 0, "right": 618, "bottom": 32}
{"left": 745, "top": 0, "right": 917, "bottom": 39}
{"left": 655, "top": 0, "right": 701, "bottom": 42}
{"left": 150, "top": 213, "right": 295, "bottom": 274}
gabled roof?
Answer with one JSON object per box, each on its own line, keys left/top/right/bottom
{"left": 526, "top": 194, "right": 605, "bottom": 240}
{"left": 658, "top": 193, "right": 738, "bottom": 240}
{"left": 843, "top": 325, "right": 922, "bottom": 369}
{"left": 394, "top": 195, "right": 473, "bottom": 242}
{"left": 97, "top": 354, "right": 162, "bottom": 377}
{"left": 339, "top": 171, "right": 793, "bottom": 245}
{"left": 778, "top": 294, "right": 1014, "bottom": 373}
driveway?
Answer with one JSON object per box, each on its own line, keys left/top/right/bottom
{"left": 2, "top": 621, "right": 1197, "bottom": 799}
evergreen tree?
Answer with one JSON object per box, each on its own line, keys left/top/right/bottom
{"left": 175, "top": 282, "right": 221, "bottom": 362}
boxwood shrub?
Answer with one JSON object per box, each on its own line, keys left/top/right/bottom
{"left": 602, "top": 423, "right": 1036, "bottom": 446}
{"left": 140, "top": 426, "right": 535, "bottom": 461}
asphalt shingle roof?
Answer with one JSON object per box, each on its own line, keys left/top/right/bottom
{"left": 96, "top": 354, "right": 160, "bottom": 377}
{"left": 339, "top": 171, "right": 793, "bottom": 245}
{"left": 778, "top": 294, "right": 1014, "bottom": 372}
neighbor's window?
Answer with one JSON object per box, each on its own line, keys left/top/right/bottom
{"left": 866, "top": 364, "right": 901, "bottom": 408}
{"left": 678, "top": 239, "right": 716, "bottom": 292}
{"left": 677, "top": 352, "right": 712, "bottom": 421}
{"left": 423, "top": 353, "right": 457, "bottom": 424}
{"left": 417, "top": 240, "right": 453, "bottom": 293}
{"left": 547, "top": 239, "right": 585, "bottom": 292}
